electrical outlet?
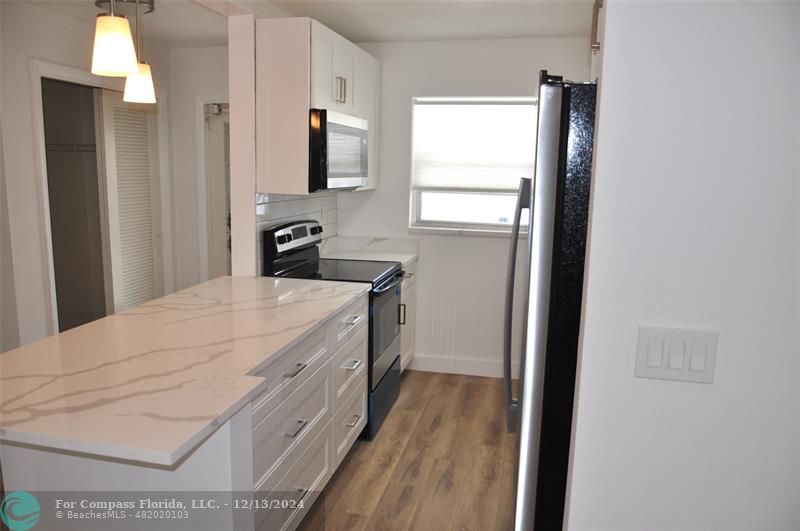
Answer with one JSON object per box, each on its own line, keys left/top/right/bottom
{"left": 634, "top": 326, "right": 718, "bottom": 384}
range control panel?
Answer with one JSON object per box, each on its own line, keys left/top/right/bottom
{"left": 268, "top": 221, "right": 323, "bottom": 255}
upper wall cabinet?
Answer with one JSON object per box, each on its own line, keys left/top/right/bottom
{"left": 256, "top": 18, "right": 381, "bottom": 195}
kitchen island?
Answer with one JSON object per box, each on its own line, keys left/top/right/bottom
{"left": 0, "top": 276, "right": 370, "bottom": 531}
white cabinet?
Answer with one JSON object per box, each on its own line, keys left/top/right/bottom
{"left": 353, "top": 55, "right": 381, "bottom": 191}
{"left": 251, "top": 294, "right": 368, "bottom": 531}
{"left": 400, "top": 260, "right": 418, "bottom": 372}
{"left": 311, "top": 22, "right": 356, "bottom": 115}
{"left": 256, "top": 18, "right": 381, "bottom": 195}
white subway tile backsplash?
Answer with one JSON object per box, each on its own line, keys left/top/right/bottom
{"left": 254, "top": 193, "right": 338, "bottom": 271}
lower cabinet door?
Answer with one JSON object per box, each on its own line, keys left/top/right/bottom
{"left": 255, "top": 422, "right": 333, "bottom": 531}
{"left": 332, "top": 378, "right": 368, "bottom": 469}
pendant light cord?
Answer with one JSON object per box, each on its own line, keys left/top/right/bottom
{"left": 135, "top": 0, "right": 142, "bottom": 61}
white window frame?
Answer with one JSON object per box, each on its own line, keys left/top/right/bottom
{"left": 408, "top": 97, "right": 537, "bottom": 237}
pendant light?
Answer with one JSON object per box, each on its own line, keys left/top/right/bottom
{"left": 124, "top": 0, "right": 156, "bottom": 103}
{"left": 91, "top": 0, "right": 138, "bottom": 77}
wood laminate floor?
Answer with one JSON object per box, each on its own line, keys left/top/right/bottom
{"left": 298, "top": 370, "right": 516, "bottom": 531}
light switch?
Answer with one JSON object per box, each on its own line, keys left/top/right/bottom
{"left": 646, "top": 339, "right": 664, "bottom": 368}
{"left": 635, "top": 326, "right": 718, "bottom": 384}
{"left": 667, "top": 339, "right": 685, "bottom": 369}
{"left": 690, "top": 343, "right": 707, "bottom": 372}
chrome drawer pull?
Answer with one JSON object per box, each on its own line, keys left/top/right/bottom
{"left": 285, "top": 418, "right": 309, "bottom": 438}
{"left": 343, "top": 315, "right": 364, "bottom": 327}
{"left": 344, "top": 414, "right": 361, "bottom": 428}
{"left": 342, "top": 359, "right": 362, "bottom": 371}
{"left": 283, "top": 362, "right": 308, "bottom": 379}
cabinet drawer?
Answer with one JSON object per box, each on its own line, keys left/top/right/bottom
{"left": 251, "top": 327, "right": 327, "bottom": 427}
{"left": 333, "top": 381, "right": 367, "bottom": 469}
{"left": 331, "top": 325, "right": 368, "bottom": 410}
{"left": 328, "top": 296, "right": 368, "bottom": 353}
{"left": 255, "top": 424, "right": 332, "bottom": 531}
{"left": 253, "top": 359, "right": 331, "bottom": 487}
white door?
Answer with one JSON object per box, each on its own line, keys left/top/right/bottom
{"left": 97, "top": 90, "right": 163, "bottom": 312}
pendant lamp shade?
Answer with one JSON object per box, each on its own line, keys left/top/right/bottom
{"left": 91, "top": 14, "right": 138, "bottom": 77}
{"left": 124, "top": 63, "right": 156, "bottom": 104}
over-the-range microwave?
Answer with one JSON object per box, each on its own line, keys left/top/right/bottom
{"left": 309, "top": 109, "right": 368, "bottom": 192}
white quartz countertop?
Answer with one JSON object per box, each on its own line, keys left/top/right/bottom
{"left": 321, "top": 250, "right": 418, "bottom": 268}
{"left": 0, "top": 277, "right": 369, "bottom": 466}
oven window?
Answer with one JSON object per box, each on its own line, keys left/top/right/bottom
{"left": 372, "top": 280, "right": 401, "bottom": 358}
{"left": 328, "top": 122, "right": 368, "bottom": 178}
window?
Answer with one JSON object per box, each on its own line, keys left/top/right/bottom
{"left": 410, "top": 98, "right": 537, "bottom": 233}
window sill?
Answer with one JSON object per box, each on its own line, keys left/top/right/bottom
{"left": 409, "top": 224, "right": 529, "bottom": 238}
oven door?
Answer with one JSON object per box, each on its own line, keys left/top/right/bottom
{"left": 370, "top": 273, "right": 402, "bottom": 389}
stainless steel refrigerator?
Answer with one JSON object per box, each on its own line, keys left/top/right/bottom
{"left": 504, "top": 71, "right": 597, "bottom": 530}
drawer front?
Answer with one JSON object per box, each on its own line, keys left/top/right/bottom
{"left": 331, "top": 325, "right": 368, "bottom": 410}
{"left": 328, "top": 296, "right": 368, "bottom": 354}
{"left": 251, "top": 327, "right": 328, "bottom": 427}
{"left": 253, "top": 359, "right": 331, "bottom": 487}
{"left": 333, "top": 380, "right": 367, "bottom": 469}
{"left": 255, "top": 424, "right": 332, "bottom": 531}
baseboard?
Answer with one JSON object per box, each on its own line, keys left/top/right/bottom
{"left": 408, "top": 352, "right": 520, "bottom": 379}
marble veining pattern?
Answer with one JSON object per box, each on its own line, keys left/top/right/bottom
{"left": 0, "top": 277, "right": 369, "bottom": 465}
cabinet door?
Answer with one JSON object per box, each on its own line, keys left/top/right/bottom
{"left": 354, "top": 55, "right": 380, "bottom": 191}
{"left": 400, "top": 280, "right": 417, "bottom": 372}
{"left": 311, "top": 31, "right": 336, "bottom": 110}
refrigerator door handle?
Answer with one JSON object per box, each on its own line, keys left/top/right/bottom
{"left": 514, "top": 76, "right": 565, "bottom": 531}
{"left": 504, "top": 177, "right": 531, "bottom": 433}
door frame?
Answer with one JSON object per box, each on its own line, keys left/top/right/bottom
{"left": 194, "top": 94, "right": 229, "bottom": 281}
{"left": 30, "top": 60, "right": 123, "bottom": 334}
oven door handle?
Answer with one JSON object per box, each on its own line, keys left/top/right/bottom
{"left": 373, "top": 275, "right": 402, "bottom": 295}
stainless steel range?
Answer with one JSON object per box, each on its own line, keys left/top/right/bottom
{"left": 261, "top": 220, "right": 402, "bottom": 439}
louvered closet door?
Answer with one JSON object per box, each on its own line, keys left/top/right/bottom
{"left": 99, "top": 90, "right": 163, "bottom": 312}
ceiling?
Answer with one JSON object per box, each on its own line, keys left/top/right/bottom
{"left": 29, "top": 0, "right": 593, "bottom": 50}
{"left": 252, "top": 0, "right": 594, "bottom": 43}
{"left": 30, "top": 0, "right": 229, "bottom": 49}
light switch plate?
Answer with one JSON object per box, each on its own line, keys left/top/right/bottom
{"left": 634, "top": 326, "right": 718, "bottom": 384}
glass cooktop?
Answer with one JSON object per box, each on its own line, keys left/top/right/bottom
{"left": 314, "top": 259, "right": 401, "bottom": 287}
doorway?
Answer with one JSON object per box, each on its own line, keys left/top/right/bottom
{"left": 40, "top": 78, "right": 164, "bottom": 331}
{"left": 205, "top": 103, "right": 231, "bottom": 278}
{"left": 41, "top": 79, "right": 108, "bottom": 331}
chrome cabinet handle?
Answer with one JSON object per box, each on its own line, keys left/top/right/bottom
{"left": 335, "top": 76, "right": 345, "bottom": 103}
{"left": 342, "top": 359, "right": 362, "bottom": 371}
{"left": 343, "top": 314, "right": 365, "bottom": 328}
{"left": 342, "top": 78, "right": 347, "bottom": 103}
{"left": 283, "top": 362, "right": 308, "bottom": 379}
{"left": 344, "top": 414, "right": 361, "bottom": 428}
{"left": 285, "top": 418, "right": 309, "bottom": 438}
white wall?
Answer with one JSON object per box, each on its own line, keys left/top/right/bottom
{"left": 167, "top": 46, "right": 229, "bottom": 290}
{"left": 566, "top": 2, "right": 800, "bottom": 530}
{"left": 0, "top": 0, "right": 226, "bottom": 346}
{"left": 1, "top": 0, "right": 107, "bottom": 344}
{"left": 337, "top": 37, "right": 590, "bottom": 376}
